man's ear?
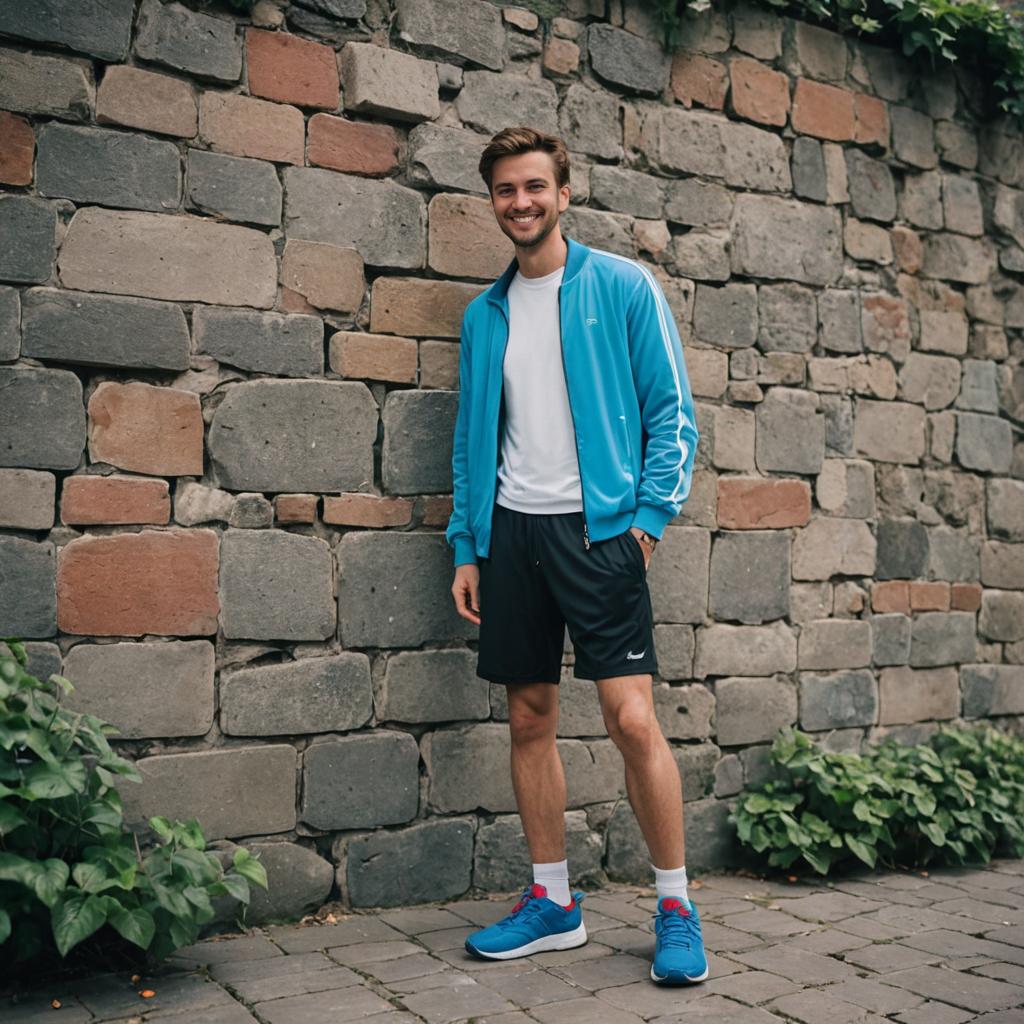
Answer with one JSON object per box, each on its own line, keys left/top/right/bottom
{"left": 559, "top": 184, "right": 571, "bottom": 210}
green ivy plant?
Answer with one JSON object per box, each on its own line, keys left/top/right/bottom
{"left": 0, "top": 640, "right": 267, "bottom": 965}
{"left": 733, "top": 726, "right": 1024, "bottom": 876}
{"left": 653, "top": 0, "right": 1024, "bottom": 120}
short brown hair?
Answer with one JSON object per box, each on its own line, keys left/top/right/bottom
{"left": 479, "top": 126, "right": 571, "bottom": 192}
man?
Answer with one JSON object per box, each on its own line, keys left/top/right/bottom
{"left": 445, "top": 126, "right": 705, "bottom": 985}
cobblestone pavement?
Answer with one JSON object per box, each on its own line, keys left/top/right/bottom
{"left": 7, "top": 862, "right": 1024, "bottom": 1024}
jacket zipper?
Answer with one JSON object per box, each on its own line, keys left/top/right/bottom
{"left": 557, "top": 284, "right": 590, "bottom": 550}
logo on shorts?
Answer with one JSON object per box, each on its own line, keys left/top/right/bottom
{"left": 585, "top": 317, "right": 598, "bottom": 326}
{"left": 626, "top": 649, "right": 646, "bottom": 660}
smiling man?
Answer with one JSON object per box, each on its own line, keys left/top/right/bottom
{"left": 445, "top": 126, "right": 705, "bottom": 985}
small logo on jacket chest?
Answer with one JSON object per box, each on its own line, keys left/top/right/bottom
{"left": 585, "top": 317, "right": 598, "bottom": 326}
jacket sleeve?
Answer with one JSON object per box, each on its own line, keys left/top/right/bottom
{"left": 625, "top": 268, "right": 699, "bottom": 540}
{"left": 445, "top": 318, "right": 478, "bottom": 567}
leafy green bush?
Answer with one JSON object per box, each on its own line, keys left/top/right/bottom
{"left": 0, "top": 640, "right": 267, "bottom": 965}
{"left": 732, "top": 726, "right": 1024, "bottom": 875}
{"left": 653, "top": 0, "right": 1024, "bottom": 121}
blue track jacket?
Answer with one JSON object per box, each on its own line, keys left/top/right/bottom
{"left": 445, "top": 236, "right": 699, "bottom": 567}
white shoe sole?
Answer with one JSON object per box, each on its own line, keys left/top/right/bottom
{"left": 467, "top": 922, "right": 588, "bottom": 960}
{"left": 650, "top": 963, "right": 710, "bottom": 984}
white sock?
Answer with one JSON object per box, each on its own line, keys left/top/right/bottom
{"left": 533, "top": 859, "right": 571, "bottom": 906}
{"left": 654, "top": 864, "right": 690, "bottom": 908}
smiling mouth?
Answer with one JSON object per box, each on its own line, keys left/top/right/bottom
{"left": 509, "top": 213, "right": 542, "bottom": 224}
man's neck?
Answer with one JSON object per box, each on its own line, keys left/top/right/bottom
{"left": 515, "top": 229, "right": 568, "bottom": 279}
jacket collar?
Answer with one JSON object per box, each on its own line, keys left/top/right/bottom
{"left": 484, "top": 234, "right": 590, "bottom": 309}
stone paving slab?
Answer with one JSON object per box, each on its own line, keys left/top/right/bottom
{"left": 5, "top": 863, "right": 1024, "bottom": 1023}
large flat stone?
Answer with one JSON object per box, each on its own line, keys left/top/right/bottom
{"left": 394, "top": 0, "right": 504, "bottom": 71}
{"left": 378, "top": 649, "right": 489, "bottom": 724}
{"left": 0, "top": 0, "right": 134, "bottom": 61}
{"left": 194, "top": 307, "right": 323, "bottom": 378}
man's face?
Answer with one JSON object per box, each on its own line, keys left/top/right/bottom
{"left": 489, "top": 150, "right": 570, "bottom": 250}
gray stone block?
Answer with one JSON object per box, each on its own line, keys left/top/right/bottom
{"left": 715, "top": 676, "right": 797, "bottom": 745}
{"left": 798, "top": 619, "right": 872, "bottom": 670}
{"left": 709, "top": 531, "right": 789, "bottom": 624}
{"left": 303, "top": 732, "right": 419, "bottom": 830}
{"left": 560, "top": 207, "right": 635, "bottom": 258}
{"left": 758, "top": 283, "right": 817, "bottom": 353}
{"left": 876, "top": 519, "right": 929, "bottom": 580}
{"left": 222, "top": 655, "right": 372, "bottom": 736}
{"left": 845, "top": 149, "right": 897, "bottom": 222}
{"left": 186, "top": 150, "right": 282, "bottom": 227}
{"left": 0, "top": 285, "right": 18, "bottom": 361}
{"left": 0, "top": 196, "right": 57, "bottom": 284}
{"left": 675, "top": 742, "right": 719, "bottom": 803}
{"left": 927, "top": 527, "right": 979, "bottom": 582}
{"left": 63, "top": 640, "right": 214, "bottom": 739}
{"left": 394, "top": 0, "right": 505, "bottom": 71}
{"left": 899, "top": 170, "right": 942, "bottom": 229}
{"left": 242, "top": 841, "right": 334, "bottom": 925}
{"left": 424, "top": 724, "right": 515, "bottom": 813}
{"left": 0, "top": 0, "right": 134, "bottom": 61}
{"left": 382, "top": 389, "right": 458, "bottom": 495}
{"left": 378, "top": 649, "right": 489, "bottom": 724}
{"left": 792, "top": 136, "right": 826, "bottom": 201}
{"left": 407, "top": 123, "right": 489, "bottom": 195}
{"left": 980, "top": 590, "right": 1024, "bottom": 642}
{"left": 664, "top": 178, "right": 733, "bottom": 227}
{"left": 456, "top": 70, "right": 558, "bottom": 136}
{"left": 960, "top": 664, "right": 1024, "bottom": 718}
{"left": 910, "top": 611, "right": 977, "bottom": 667}
{"left": 648, "top": 526, "right": 711, "bottom": 625}
{"left": 872, "top": 613, "right": 911, "bottom": 666}
{"left": 0, "top": 367, "right": 85, "bottom": 470}
{"left": 346, "top": 818, "right": 473, "bottom": 907}
{"left": 588, "top": 23, "right": 669, "bottom": 96}
{"left": 134, "top": 0, "right": 242, "bottom": 81}
{"left": 694, "top": 621, "right": 797, "bottom": 678}
{"left": 955, "top": 412, "right": 1013, "bottom": 474}
{"left": 988, "top": 478, "right": 1024, "bottom": 540}
{"left": 590, "top": 165, "right": 663, "bottom": 219}
{"left": 37, "top": 123, "right": 181, "bottom": 212}
{"left": 561, "top": 739, "right": 627, "bottom": 808}
{"left": 957, "top": 359, "right": 999, "bottom": 414}
{"left": 22, "top": 289, "right": 190, "bottom": 370}
{"left": 799, "top": 670, "right": 878, "bottom": 730}
{"left": 338, "top": 532, "right": 476, "bottom": 647}
{"left": 891, "top": 104, "right": 937, "bottom": 169}
{"left": 0, "top": 48, "right": 94, "bottom": 121}
{"left": 878, "top": 665, "right": 958, "bottom": 725}
{"left": 0, "top": 537, "right": 56, "bottom": 638}
{"left": 220, "top": 530, "right": 335, "bottom": 641}
{"left": 339, "top": 40, "right": 439, "bottom": 122}
{"left": 122, "top": 746, "right": 297, "bottom": 840}
{"left": 559, "top": 82, "right": 622, "bottom": 161}
{"left": 229, "top": 492, "right": 273, "bottom": 529}
{"left": 195, "top": 307, "right": 323, "bottom": 378}
{"left": 818, "top": 289, "right": 862, "bottom": 354}
{"left": 0, "top": 469, "right": 54, "bottom": 530}
{"left": 284, "top": 167, "right": 427, "bottom": 270}
{"left": 981, "top": 540, "right": 1024, "bottom": 590}
{"left": 653, "top": 624, "right": 695, "bottom": 682}
{"left": 755, "top": 387, "right": 825, "bottom": 474}
{"left": 653, "top": 683, "right": 715, "bottom": 741}
{"left": 20, "top": 641, "right": 61, "bottom": 682}
{"left": 210, "top": 380, "right": 375, "bottom": 492}
{"left": 693, "top": 283, "right": 758, "bottom": 349}
{"left": 792, "top": 516, "right": 876, "bottom": 579}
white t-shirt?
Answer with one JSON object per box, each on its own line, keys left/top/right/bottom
{"left": 495, "top": 265, "right": 583, "bottom": 514}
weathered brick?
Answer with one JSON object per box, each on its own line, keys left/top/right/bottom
{"left": 0, "top": 367, "right": 84, "bottom": 470}
{"left": 647, "top": 526, "right": 711, "bottom": 625}
{"left": 222, "top": 654, "right": 371, "bottom": 736}
{"left": 693, "top": 283, "right": 757, "bottom": 348}
{"left": 185, "top": 149, "right": 282, "bottom": 227}
{"left": 87, "top": 382, "right": 202, "bottom": 476}
{"left": 792, "top": 78, "right": 855, "bottom": 141}
{"left": 135, "top": 0, "right": 241, "bottom": 82}
{"left": 854, "top": 93, "right": 889, "bottom": 146}
{"left": 950, "top": 582, "right": 982, "bottom": 612}
{"left": 61, "top": 475, "right": 170, "bottom": 526}
{"left": 729, "top": 57, "right": 789, "bottom": 126}
{"left": 800, "top": 669, "right": 877, "bottom": 730}
{"left": 22, "top": 289, "right": 190, "bottom": 371}
{"left": 872, "top": 581, "right": 910, "bottom": 615}
{"left": 0, "top": 537, "right": 56, "bottom": 638}
{"left": 788, "top": 20, "right": 846, "bottom": 79}
{"left": 0, "top": 469, "right": 54, "bottom": 530}
{"left": 955, "top": 412, "right": 1013, "bottom": 474}
{"left": 59, "top": 207, "right": 277, "bottom": 307}
{"left": 589, "top": 22, "right": 669, "bottom": 96}
{"left": 0, "top": 195, "right": 56, "bottom": 285}
{"left": 307, "top": 114, "right": 400, "bottom": 178}
{"left": 379, "top": 649, "right": 488, "bottom": 724}
{"left": 922, "top": 233, "right": 996, "bottom": 285}
{"left": 281, "top": 240, "right": 365, "bottom": 314}
{"left": 860, "top": 293, "right": 911, "bottom": 363}
{"left": 845, "top": 149, "right": 897, "bottom": 222}
{"left": 988, "top": 478, "right": 1024, "bottom": 540}
{"left": 428, "top": 193, "right": 512, "bottom": 279}
{"left": 210, "top": 380, "right": 375, "bottom": 492}
{"left": 285, "top": 168, "right": 426, "bottom": 270}
{"left": 63, "top": 640, "right": 213, "bottom": 739}
{"left": 891, "top": 104, "right": 937, "bottom": 169}
{"left": 97, "top": 65, "right": 197, "bottom": 138}
{"left": 793, "top": 517, "right": 876, "bottom": 580}
{"left": 853, "top": 398, "right": 925, "bottom": 464}
{"left": 709, "top": 531, "right": 789, "bottom": 624}
{"left": 323, "top": 493, "right": 413, "bottom": 528}
{"left": 199, "top": 91, "right": 303, "bottom": 164}
{"left": 686, "top": 347, "right": 728, "bottom": 399}
{"left": 219, "top": 529, "right": 334, "bottom": 641}
{"left": 670, "top": 51, "right": 728, "bottom": 110}
{"left": 379, "top": 390, "right": 457, "bottom": 495}
{"left": 845, "top": 217, "right": 893, "bottom": 264}
{"left": 329, "top": 331, "right": 416, "bottom": 384}
{"left": 957, "top": 359, "right": 999, "bottom": 414}
{"left": 420, "top": 494, "right": 453, "bottom": 526}
{"left": 339, "top": 41, "right": 439, "bottom": 123}
{"left": 872, "top": 612, "right": 911, "bottom": 666}
{"left": 0, "top": 0, "right": 133, "bottom": 60}
{"left": 980, "top": 590, "right": 1024, "bottom": 642}
{"left": 961, "top": 664, "right": 1024, "bottom": 718}
{"left": 875, "top": 518, "right": 929, "bottom": 582}
{"left": 0, "top": 47, "right": 94, "bottom": 120}
{"left": 395, "top": 0, "right": 504, "bottom": 70}
{"left": 543, "top": 36, "right": 580, "bottom": 76}
{"left": 898, "top": 353, "right": 960, "bottom": 410}
{"left": 716, "top": 477, "right": 810, "bottom": 530}
{"left": 909, "top": 580, "right": 951, "bottom": 611}
{"left": 194, "top": 307, "right": 323, "bottom": 378}
{"left": 798, "top": 619, "right": 872, "bottom": 670}
{"left": 704, "top": 403, "right": 755, "bottom": 472}
{"left": 816, "top": 458, "right": 875, "bottom": 518}
{"left": 878, "top": 665, "right": 958, "bottom": 724}
{"left": 370, "top": 276, "right": 480, "bottom": 337}
{"left": 274, "top": 494, "right": 318, "bottom": 523}
{"left": 57, "top": 530, "right": 219, "bottom": 636}
{"left": 122, "top": 746, "right": 296, "bottom": 840}
{"left": 755, "top": 387, "right": 825, "bottom": 474}
{"left": 909, "top": 611, "right": 976, "bottom": 667}
{"left": 652, "top": 623, "right": 695, "bottom": 682}
{"left": 423, "top": 724, "right": 514, "bottom": 812}
{"left": 408, "top": 122, "right": 489, "bottom": 194}
{"left": 247, "top": 28, "right": 339, "bottom": 109}
{"left": 716, "top": 676, "right": 796, "bottom": 745}
{"left": 757, "top": 282, "right": 816, "bottom": 353}
{"left": 229, "top": 493, "right": 272, "bottom": 530}
{"left": 891, "top": 225, "right": 923, "bottom": 273}
{"left": 0, "top": 111, "right": 33, "bottom": 186}
{"left": 694, "top": 621, "right": 796, "bottom": 678}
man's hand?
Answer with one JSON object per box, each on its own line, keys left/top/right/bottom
{"left": 452, "top": 563, "right": 481, "bottom": 624}
{"left": 629, "top": 526, "right": 654, "bottom": 571}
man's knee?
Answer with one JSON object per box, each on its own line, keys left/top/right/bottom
{"left": 507, "top": 686, "right": 558, "bottom": 746}
{"left": 606, "top": 697, "right": 660, "bottom": 755}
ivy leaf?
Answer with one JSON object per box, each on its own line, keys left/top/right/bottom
{"left": 233, "top": 849, "right": 268, "bottom": 890}
{"left": 52, "top": 891, "right": 107, "bottom": 957}
{"left": 107, "top": 905, "right": 156, "bottom": 950}
{"left": 0, "top": 908, "right": 10, "bottom": 944}
{"left": 844, "top": 833, "right": 878, "bottom": 868}
{"left": 33, "top": 858, "right": 71, "bottom": 908}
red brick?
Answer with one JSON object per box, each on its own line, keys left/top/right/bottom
{"left": 951, "top": 582, "right": 982, "bottom": 612}
{"left": 307, "top": 113, "right": 400, "bottom": 177}
{"left": 61, "top": 475, "right": 170, "bottom": 526}
{"left": 854, "top": 93, "right": 889, "bottom": 147}
{"left": 791, "top": 78, "right": 856, "bottom": 141}
{"left": 57, "top": 529, "right": 219, "bottom": 636}
{"left": 872, "top": 580, "right": 910, "bottom": 615}
{"left": 716, "top": 477, "right": 811, "bottom": 530}
{"left": 330, "top": 331, "right": 417, "bottom": 383}
{"left": 275, "top": 494, "right": 318, "bottom": 523}
{"left": 730, "top": 57, "right": 790, "bottom": 127}
{"left": 891, "top": 226, "right": 922, "bottom": 274}
{"left": 670, "top": 51, "right": 728, "bottom": 110}
{"left": 420, "top": 495, "right": 453, "bottom": 527}
{"left": 199, "top": 91, "right": 304, "bottom": 164}
{"left": 0, "top": 111, "right": 34, "bottom": 186}
{"left": 323, "top": 493, "right": 413, "bottom": 527}
{"left": 909, "top": 580, "right": 950, "bottom": 612}
{"left": 97, "top": 66, "right": 197, "bottom": 138}
{"left": 420, "top": 340, "right": 459, "bottom": 389}
{"left": 861, "top": 293, "right": 911, "bottom": 357}
{"left": 88, "top": 382, "right": 204, "bottom": 476}
{"left": 246, "top": 29, "right": 340, "bottom": 110}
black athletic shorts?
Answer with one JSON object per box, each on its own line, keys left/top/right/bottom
{"left": 476, "top": 502, "right": 659, "bottom": 684}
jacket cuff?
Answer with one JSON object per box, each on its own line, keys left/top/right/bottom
{"left": 631, "top": 503, "right": 675, "bottom": 540}
{"left": 454, "top": 536, "right": 478, "bottom": 567}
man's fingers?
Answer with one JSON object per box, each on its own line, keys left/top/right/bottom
{"left": 452, "top": 578, "right": 481, "bottom": 624}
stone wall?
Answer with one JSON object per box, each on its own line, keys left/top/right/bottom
{"left": 1, "top": 0, "right": 1022, "bottom": 918}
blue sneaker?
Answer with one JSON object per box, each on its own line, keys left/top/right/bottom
{"left": 650, "top": 897, "right": 709, "bottom": 984}
{"left": 465, "top": 883, "right": 587, "bottom": 960}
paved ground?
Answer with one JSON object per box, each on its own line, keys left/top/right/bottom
{"left": 6, "top": 861, "right": 1024, "bottom": 1024}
